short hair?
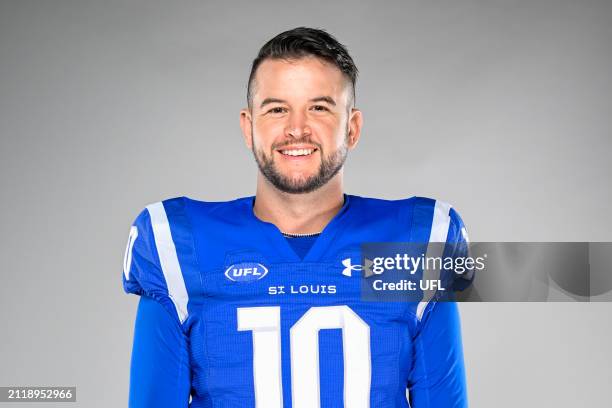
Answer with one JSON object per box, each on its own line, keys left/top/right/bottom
{"left": 247, "top": 27, "right": 358, "bottom": 110}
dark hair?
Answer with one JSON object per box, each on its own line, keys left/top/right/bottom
{"left": 247, "top": 27, "right": 358, "bottom": 110}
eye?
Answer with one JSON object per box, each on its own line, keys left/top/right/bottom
{"left": 311, "top": 105, "right": 329, "bottom": 112}
{"left": 267, "top": 107, "right": 287, "bottom": 114}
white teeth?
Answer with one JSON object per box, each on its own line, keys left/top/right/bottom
{"left": 280, "top": 149, "right": 314, "bottom": 156}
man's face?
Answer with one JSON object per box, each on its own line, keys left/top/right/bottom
{"left": 240, "top": 56, "right": 361, "bottom": 194}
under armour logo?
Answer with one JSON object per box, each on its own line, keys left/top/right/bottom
{"left": 341, "top": 258, "right": 363, "bottom": 277}
{"left": 341, "top": 257, "right": 376, "bottom": 277}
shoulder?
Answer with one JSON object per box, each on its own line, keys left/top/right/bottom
{"left": 133, "top": 195, "right": 252, "bottom": 224}
{"left": 129, "top": 196, "right": 187, "bottom": 228}
{"left": 350, "top": 194, "right": 459, "bottom": 212}
{"left": 123, "top": 196, "right": 214, "bottom": 327}
{"left": 350, "top": 194, "right": 467, "bottom": 232}
{"left": 403, "top": 196, "right": 468, "bottom": 238}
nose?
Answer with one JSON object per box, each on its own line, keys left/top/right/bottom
{"left": 285, "top": 111, "right": 311, "bottom": 139}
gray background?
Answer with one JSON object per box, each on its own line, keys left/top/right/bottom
{"left": 1, "top": 0, "right": 611, "bottom": 406}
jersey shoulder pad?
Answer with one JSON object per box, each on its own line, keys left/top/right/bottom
{"left": 408, "top": 196, "right": 472, "bottom": 320}
{"left": 122, "top": 197, "right": 193, "bottom": 325}
{"left": 409, "top": 196, "right": 469, "bottom": 244}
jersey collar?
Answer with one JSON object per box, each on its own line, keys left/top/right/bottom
{"left": 244, "top": 194, "right": 353, "bottom": 263}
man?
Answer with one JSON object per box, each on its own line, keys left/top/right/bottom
{"left": 122, "top": 27, "right": 470, "bottom": 407}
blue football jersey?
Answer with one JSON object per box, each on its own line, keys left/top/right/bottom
{"left": 122, "top": 194, "right": 470, "bottom": 407}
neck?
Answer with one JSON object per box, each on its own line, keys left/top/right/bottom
{"left": 252, "top": 173, "right": 345, "bottom": 235}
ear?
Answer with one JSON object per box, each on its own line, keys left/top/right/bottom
{"left": 347, "top": 108, "right": 363, "bottom": 149}
{"left": 239, "top": 108, "right": 253, "bottom": 149}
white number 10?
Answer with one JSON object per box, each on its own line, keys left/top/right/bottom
{"left": 237, "top": 305, "right": 371, "bottom": 408}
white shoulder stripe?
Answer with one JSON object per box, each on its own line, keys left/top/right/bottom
{"left": 123, "top": 225, "right": 138, "bottom": 281}
{"left": 416, "top": 200, "right": 452, "bottom": 321}
{"left": 428, "top": 200, "right": 452, "bottom": 243}
{"left": 146, "top": 202, "right": 190, "bottom": 324}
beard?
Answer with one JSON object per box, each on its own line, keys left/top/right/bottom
{"left": 251, "top": 129, "right": 349, "bottom": 194}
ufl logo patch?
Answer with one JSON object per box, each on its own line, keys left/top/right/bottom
{"left": 224, "top": 262, "right": 269, "bottom": 283}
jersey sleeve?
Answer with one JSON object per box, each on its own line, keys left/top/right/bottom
{"left": 129, "top": 295, "right": 191, "bottom": 407}
{"left": 406, "top": 200, "right": 470, "bottom": 407}
{"left": 122, "top": 205, "right": 190, "bottom": 324}
{"left": 121, "top": 206, "right": 192, "bottom": 407}
{"left": 406, "top": 301, "right": 468, "bottom": 407}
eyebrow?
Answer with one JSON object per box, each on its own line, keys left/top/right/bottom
{"left": 260, "top": 96, "right": 336, "bottom": 109}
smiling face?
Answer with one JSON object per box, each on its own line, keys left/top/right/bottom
{"left": 240, "top": 56, "right": 362, "bottom": 194}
